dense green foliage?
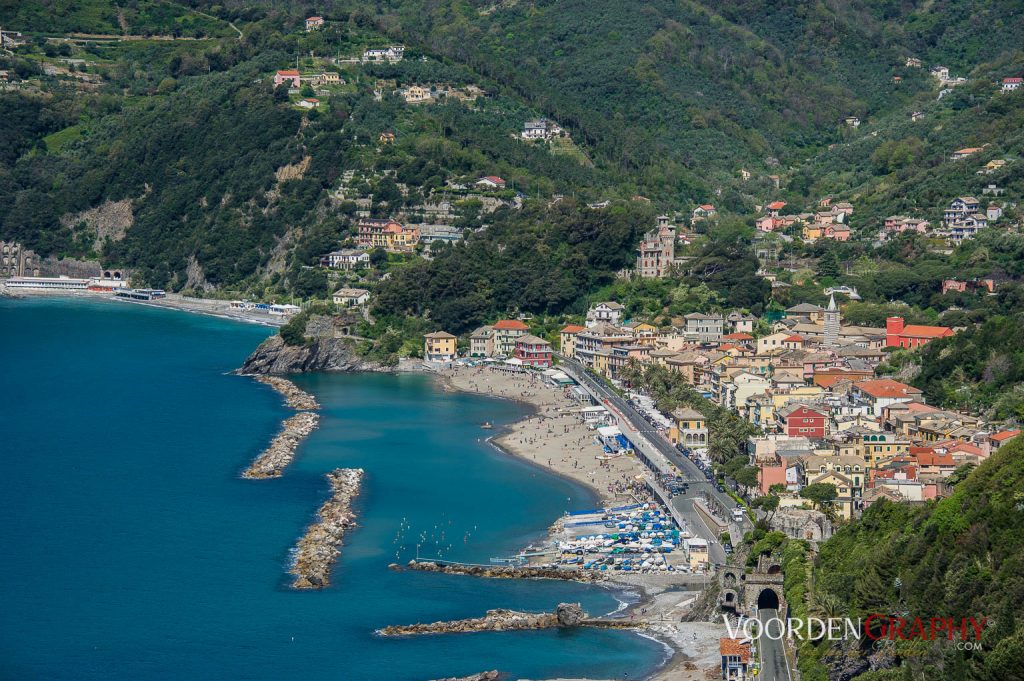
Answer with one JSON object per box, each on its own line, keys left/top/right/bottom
{"left": 914, "top": 314, "right": 1024, "bottom": 418}
{"left": 800, "top": 437, "right": 1024, "bottom": 679}
{"left": 372, "top": 201, "right": 651, "bottom": 332}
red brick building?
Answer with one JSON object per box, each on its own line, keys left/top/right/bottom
{"left": 778, "top": 404, "right": 829, "bottom": 439}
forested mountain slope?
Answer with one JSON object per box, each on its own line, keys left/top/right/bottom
{"left": 798, "top": 435, "right": 1024, "bottom": 680}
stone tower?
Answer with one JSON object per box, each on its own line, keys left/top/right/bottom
{"left": 824, "top": 293, "right": 840, "bottom": 346}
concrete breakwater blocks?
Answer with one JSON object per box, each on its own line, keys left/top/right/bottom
{"left": 391, "top": 560, "right": 606, "bottom": 583}
{"left": 251, "top": 375, "right": 321, "bottom": 410}
{"left": 291, "top": 468, "right": 365, "bottom": 589}
{"left": 242, "top": 412, "right": 320, "bottom": 479}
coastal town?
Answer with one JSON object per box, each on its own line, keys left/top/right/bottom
{"left": 4, "top": 4, "right": 1024, "bottom": 681}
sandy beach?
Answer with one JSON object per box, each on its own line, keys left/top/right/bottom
{"left": 438, "top": 364, "right": 726, "bottom": 681}
{"left": 439, "top": 365, "right": 651, "bottom": 506}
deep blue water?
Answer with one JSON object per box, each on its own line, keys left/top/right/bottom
{"left": 0, "top": 298, "right": 666, "bottom": 681}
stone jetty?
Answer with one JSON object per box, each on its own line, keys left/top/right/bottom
{"left": 252, "top": 375, "right": 320, "bottom": 410}
{"left": 391, "top": 559, "right": 606, "bottom": 583}
{"left": 291, "top": 468, "right": 364, "bottom": 589}
{"left": 377, "top": 602, "right": 641, "bottom": 637}
{"left": 242, "top": 412, "right": 320, "bottom": 479}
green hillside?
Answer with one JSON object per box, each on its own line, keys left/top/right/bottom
{"left": 794, "top": 435, "right": 1024, "bottom": 680}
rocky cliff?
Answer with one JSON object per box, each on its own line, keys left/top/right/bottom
{"left": 237, "top": 314, "right": 386, "bottom": 375}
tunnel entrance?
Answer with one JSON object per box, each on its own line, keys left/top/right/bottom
{"left": 757, "top": 588, "right": 780, "bottom": 610}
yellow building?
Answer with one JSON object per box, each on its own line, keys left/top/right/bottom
{"left": 559, "top": 324, "right": 585, "bottom": 359}
{"left": 669, "top": 407, "right": 707, "bottom": 446}
{"left": 424, "top": 331, "right": 457, "bottom": 362}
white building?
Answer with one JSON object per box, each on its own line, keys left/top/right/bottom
{"left": 332, "top": 288, "right": 370, "bottom": 307}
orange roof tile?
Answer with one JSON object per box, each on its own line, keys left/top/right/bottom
{"left": 493, "top": 319, "right": 529, "bottom": 330}
{"left": 992, "top": 430, "right": 1021, "bottom": 442}
{"left": 719, "top": 638, "right": 751, "bottom": 662}
{"left": 899, "top": 324, "right": 953, "bottom": 338}
{"left": 854, "top": 378, "right": 922, "bottom": 399}
{"left": 722, "top": 332, "right": 753, "bottom": 340}
{"left": 767, "top": 201, "right": 787, "bottom": 210}
{"left": 560, "top": 325, "right": 586, "bottom": 334}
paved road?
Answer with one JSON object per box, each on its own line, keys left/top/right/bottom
{"left": 559, "top": 359, "right": 749, "bottom": 565}
{"left": 758, "top": 608, "right": 792, "bottom": 681}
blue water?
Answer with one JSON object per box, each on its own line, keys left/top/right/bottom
{"left": 0, "top": 298, "right": 666, "bottom": 681}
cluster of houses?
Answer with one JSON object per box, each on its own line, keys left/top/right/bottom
{"left": 423, "top": 318, "right": 554, "bottom": 367}
{"left": 881, "top": 192, "right": 1008, "bottom": 244}
{"left": 756, "top": 198, "right": 854, "bottom": 243}
{"left": 560, "top": 297, "right": 1020, "bottom": 521}
{"left": 414, "top": 291, "right": 1019, "bottom": 523}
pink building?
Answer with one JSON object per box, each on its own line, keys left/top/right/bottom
{"left": 274, "top": 70, "right": 301, "bottom": 88}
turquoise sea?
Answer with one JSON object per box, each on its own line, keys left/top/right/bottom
{"left": 0, "top": 297, "right": 666, "bottom": 680}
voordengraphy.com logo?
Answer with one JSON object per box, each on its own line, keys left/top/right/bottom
{"left": 724, "top": 614, "right": 988, "bottom": 647}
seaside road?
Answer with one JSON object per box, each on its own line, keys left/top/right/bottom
{"left": 559, "top": 359, "right": 732, "bottom": 565}
{"left": 758, "top": 608, "right": 793, "bottom": 681}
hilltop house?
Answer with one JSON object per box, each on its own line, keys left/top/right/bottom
{"left": 357, "top": 218, "right": 419, "bottom": 252}
{"left": 363, "top": 46, "right": 405, "bottom": 63}
{"left": 332, "top": 288, "right": 370, "bottom": 307}
{"left": 475, "top": 176, "right": 506, "bottom": 190}
{"left": 297, "top": 98, "right": 320, "bottom": 109}
{"left": 521, "top": 118, "right": 562, "bottom": 140}
{"left": 943, "top": 196, "right": 980, "bottom": 225}
{"left": 320, "top": 249, "right": 370, "bottom": 270}
{"left": 274, "top": 70, "right": 301, "bottom": 88}
{"left": 378, "top": 131, "right": 396, "bottom": 144}
{"left": 692, "top": 204, "right": 716, "bottom": 221}
{"left": 403, "top": 85, "right": 432, "bottom": 103}
{"left": 305, "top": 16, "right": 324, "bottom": 30}
{"left": 424, "top": 331, "right": 457, "bottom": 362}
{"left": 950, "top": 147, "right": 983, "bottom": 161}
{"left": 1003, "top": 77, "right": 1022, "bottom": 92}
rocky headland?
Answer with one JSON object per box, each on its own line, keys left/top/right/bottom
{"left": 291, "top": 468, "right": 364, "bottom": 589}
{"left": 237, "top": 314, "right": 389, "bottom": 375}
{"left": 242, "top": 412, "right": 320, "bottom": 479}
{"left": 390, "top": 559, "right": 606, "bottom": 583}
{"left": 251, "top": 375, "right": 320, "bottom": 410}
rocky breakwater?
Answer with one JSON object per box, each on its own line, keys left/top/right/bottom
{"left": 291, "top": 468, "right": 364, "bottom": 589}
{"left": 237, "top": 314, "right": 388, "bottom": 375}
{"left": 251, "top": 375, "right": 320, "bottom": 410}
{"left": 377, "top": 603, "right": 587, "bottom": 637}
{"left": 391, "top": 559, "right": 606, "bottom": 583}
{"left": 242, "top": 412, "right": 320, "bottom": 479}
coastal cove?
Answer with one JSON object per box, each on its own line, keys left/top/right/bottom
{"left": 0, "top": 297, "right": 667, "bottom": 681}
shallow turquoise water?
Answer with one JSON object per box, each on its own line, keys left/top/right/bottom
{"left": 0, "top": 297, "right": 666, "bottom": 680}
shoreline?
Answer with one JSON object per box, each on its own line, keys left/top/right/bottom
{"left": 431, "top": 365, "right": 723, "bottom": 681}
{"left": 1, "top": 287, "right": 288, "bottom": 327}
{"left": 433, "top": 365, "right": 648, "bottom": 507}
